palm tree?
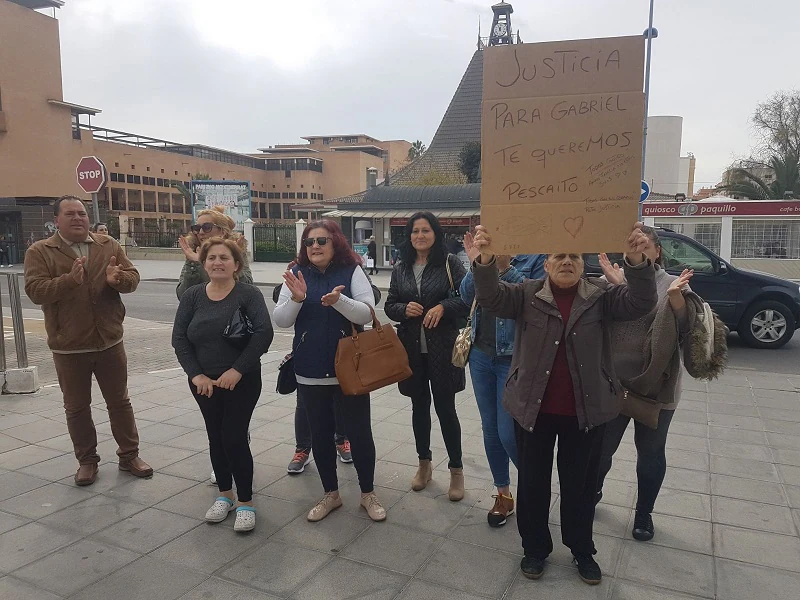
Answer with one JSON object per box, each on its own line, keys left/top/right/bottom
{"left": 171, "top": 173, "right": 211, "bottom": 215}
{"left": 720, "top": 154, "right": 800, "bottom": 200}
{"left": 407, "top": 140, "right": 427, "bottom": 161}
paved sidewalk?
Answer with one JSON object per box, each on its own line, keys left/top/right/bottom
{"left": 0, "top": 364, "right": 799, "bottom": 599}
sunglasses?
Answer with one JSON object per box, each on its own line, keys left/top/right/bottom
{"left": 303, "top": 237, "right": 332, "bottom": 248}
{"left": 191, "top": 223, "right": 220, "bottom": 234}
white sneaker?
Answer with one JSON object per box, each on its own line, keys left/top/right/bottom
{"left": 210, "top": 470, "right": 217, "bottom": 485}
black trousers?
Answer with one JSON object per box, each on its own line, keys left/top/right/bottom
{"left": 597, "top": 409, "right": 675, "bottom": 513}
{"left": 410, "top": 356, "right": 463, "bottom": 469}
{"left": 515, "top": 413, "right": 606, "bottom": 559}
{"left": 295, "top": 396, "right": 346, "bottom": 450}
{"left": 192, "top": 371, "right": 261, "bottom": 502}
{"left": 297, "top": 384, "right": 376, "bottom": 493}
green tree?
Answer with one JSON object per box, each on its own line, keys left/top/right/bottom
{"left": 720, "top": 154, "right": 800, "bottom": 200}
{"left": 407, "top": 140, "right": 427, "bottom": 161}
{"left": 457, "top": 141, "right": 481, "bottom": 183}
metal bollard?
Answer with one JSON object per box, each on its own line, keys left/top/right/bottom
{"left": 0, "top": 280, "right": 6, "bottom": 372}
{"left": 6, "top": 273, "right": 28, "bottom": 369}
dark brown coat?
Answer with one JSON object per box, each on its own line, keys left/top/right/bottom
{"left": 473, "top": 258, "right": 657, "bottom": 431}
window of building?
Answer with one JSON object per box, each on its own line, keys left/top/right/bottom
{"left": 272, "top": 185, "right": 276, "bottom": 188}
{"left": 114, "top": 162, "right": 120, "bottom": 168}
{"left": 251, "top": 204, "right": 259, "bottom": 219}
{"left": 157, "top": 178, "right": 163, "bottom": 187}
{"left": 731, "top": 219, "right": 800, "bottom": 259}
{"left": 300, "top": 184, "right": 304, "bottom": 189}
{"left": 161, "top": 169, "right": 165, "bottom": 173}
{"left": 250, "top": 190, "right": 257, "bottom": 197}
{"left": 134, "top": 175, "right": 142, "bottom": 185}
{"left": 269, "top": 203, "right": 281, "bottom": 219}
{"left": 654, "top": 222, "right": 722, "bottom": 255}
{"left": 147, "top": 167, "right": 150, "bottom": 172}
{"left": 126, "top": 174, "right": 135, "bottom": 184}
{"left": 110, "top": 173, "right": 118, "bottom": 182}
{"left": 319, "top": 194, "right": 323, "bottom": 201}
{"left": 260, "top": 191, "right": 267, "bottom": 198}
{"left": 175, "top": 171, "right": 178, "bottom": 175}
{"left": 282, "top": 193, "right": 289, "bottom": 199}
{"left": 311, "top": 193, "right": 317, "bottom": 200}
{"left": 283, "top": 204, "right": 293, "bottom": 219}
{"left": 285, "top": 169, "right": 292, "bottom": 178}
{"left": 131, "top": 165, "right": 135, "bottom": 170}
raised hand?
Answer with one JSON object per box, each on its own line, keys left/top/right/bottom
{"left": 106, "top": 256, "right": 124, "bottom": 286}
{"left": 472, "top": 225, "right": 494, "bottom": 264}
{"left": 179, "top": 237, "right": 200, "bottom": 262}
{"left": 405, "top": 301, "right": 424, "bottom": 318}
{"left": 668, "top": 269, "right": 693, "bottom": 296}
{"left": 464, "top": 232, "right": 481, "bottom": 263}
{"left": 598, "top": 253, "right": 624, "bottom": 285}
{"left": 625, "top": 222, "right": 649, "bottom": 265}
{"left": 322, "top": 285, "right": 345, "bottom": 306}
{"left": 70, "top": 256, "right": 86, "bottom": 285}
{"left": 283, "top": 269, "right": 307, "bottom": 302}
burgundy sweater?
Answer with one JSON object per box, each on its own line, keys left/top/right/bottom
{"left": 540, "top": 281, "right": 579, "bottom": 416}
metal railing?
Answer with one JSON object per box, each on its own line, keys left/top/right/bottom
{"left": 125, "top": 231, "right": 182, "bottom": 248}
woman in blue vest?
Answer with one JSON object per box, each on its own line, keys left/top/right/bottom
{"left": 274, "top": 220, "right": 386, "bottom": 523}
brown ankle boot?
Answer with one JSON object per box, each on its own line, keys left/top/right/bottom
{"left": 449, "top": 467, "right": 465, "bottom": 501}
{"left": 411, "top": 459, "right": 433, "bottom": 491}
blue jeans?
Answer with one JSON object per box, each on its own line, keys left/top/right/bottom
{"left": 469, "top": 348, "right": 518, "bottom": 487}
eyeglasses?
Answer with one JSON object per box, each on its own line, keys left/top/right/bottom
{"left": 191, "top": 223, "right": 220, "bottom": 234}
{"left": 303, "top": 237, "right": 332, "bottom": 248}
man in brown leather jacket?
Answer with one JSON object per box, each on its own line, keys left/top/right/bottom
{"left": 24, "top": 196, "right": 152, "bottom": 486}
{"left": 472, "top": 222, "right": 656, "bottom": 585}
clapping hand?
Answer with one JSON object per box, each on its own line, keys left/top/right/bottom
{"left": 179, "top": 237, "right": 200, "bottom": 262}
{"left": 598, "top": 253, "right": 624, "bottom": 285}
{"left": 668, "top": 269, "right": 693, "bottom": 296}
{"left": 282, "top": 269, "right": 307, "bottom": 302}
{"left": 106, "top": 256, "right": 123, "bottom": 286}
{"left": 322, "top": 285, "right": 345, "bottom": 306}
{"left": 70, "top": 256, "right": 87, "bottom": 285}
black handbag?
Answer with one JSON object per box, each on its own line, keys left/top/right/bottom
{"left": 222, "top": 306, "right": 253, "bottom": 350}
{"left": 276, "top": 353, "right": 297, "bottom": 394}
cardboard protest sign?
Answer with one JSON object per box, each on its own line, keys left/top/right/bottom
{"left": 481, "top": 36, "right": 645, "bottom": 253}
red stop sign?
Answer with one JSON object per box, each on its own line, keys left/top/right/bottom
{"left": 76, "top": 156, "right": 107, "bottom": 194}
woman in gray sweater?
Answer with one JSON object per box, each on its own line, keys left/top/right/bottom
{"left": 172, "top": 237, "right": 273, "bottom": 533}
{"left": 595, "top": 226, "right": 693, "bottom": 543}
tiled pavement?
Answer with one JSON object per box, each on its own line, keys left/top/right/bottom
{"left": 0, "top": 365, "right": 799, "bottom": 599}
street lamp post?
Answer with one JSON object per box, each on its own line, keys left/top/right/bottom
{"left": 641, "top": 0, "right": 658, "bottom": 179}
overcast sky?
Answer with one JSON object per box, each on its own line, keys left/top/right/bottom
{"left": 56, "top": 0, "right": 797, "bottom": 191}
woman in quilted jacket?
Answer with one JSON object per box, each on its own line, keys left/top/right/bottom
{"left": 385, "top": 212, "right": 470, "bottom": 501}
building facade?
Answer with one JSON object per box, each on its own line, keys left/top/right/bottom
{"left": 0, "top": 0, "right": 408, "bottom": 260}
{"left": 643, "top": 116, "right": 696, "bottom": 198}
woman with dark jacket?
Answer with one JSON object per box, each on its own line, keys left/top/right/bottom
{"left": 384, "top": 212, "right": 470, "bottom": 501}
{"left": 273, "top": 220, "right": 385, "bottom": 523}
{"left": 595, "top": 226, "right": 695, "bottom": 542}
{"left": 471, "top": 223, "right": 656, "bottom": 586}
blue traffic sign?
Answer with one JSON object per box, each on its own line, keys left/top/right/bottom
{"left": 640, "top": 180, "right": 650, "bottom": 203}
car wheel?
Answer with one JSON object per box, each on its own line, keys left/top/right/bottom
{"left": 738, "top": 300, "right": 796, "bottom": 349}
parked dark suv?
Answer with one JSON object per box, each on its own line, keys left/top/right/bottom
{"left": 583, "top": 229, "right": 800, "bottom": 349}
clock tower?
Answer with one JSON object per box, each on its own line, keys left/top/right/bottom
{"left": 489, "top": 1, "right": 515, "bottom": 46}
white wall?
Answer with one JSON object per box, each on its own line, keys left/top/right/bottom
{"left": 678, "top": 156, "right": 692, "bottom": 197}
{"left": 644, "top": 116, "right": 683, "bottom": 195}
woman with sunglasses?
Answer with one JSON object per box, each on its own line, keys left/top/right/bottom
{"left": 274, "top": 220, "right": 386, "bottom": 523}
{"left": 177, "top": 206, "right": 253, "bottom": 300}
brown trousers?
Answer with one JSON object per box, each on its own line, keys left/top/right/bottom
{"left": 52, "top": 342, "right": 140, "bottom": 465}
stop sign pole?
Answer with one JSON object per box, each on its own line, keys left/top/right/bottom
{"left": 75, "top": 156, "right": 107, "bottom": 224}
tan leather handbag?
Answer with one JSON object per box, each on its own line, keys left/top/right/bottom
{"left": 620, "top": 388, "right": 661, "bottom": 430}
{"left": 335, "top": 306, "right": 412, "bottom": 396}
{"left": 452, "top": 297, "right": 477, "bottom": 368}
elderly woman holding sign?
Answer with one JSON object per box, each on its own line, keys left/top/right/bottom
{"left": 470, "top": 223, "right": 656, "bottom": 586}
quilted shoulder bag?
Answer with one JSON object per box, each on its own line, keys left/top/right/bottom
{"left": 452, "top": 297, "right": 477, "bottom": 368}
{"left": 335, "top": 306, "right": 412, "bottom": 396}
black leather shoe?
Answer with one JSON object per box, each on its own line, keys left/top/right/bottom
{"left": 632, "top": 511, "right": 655, "bottom": 541}
{"left": 573, "top": 554, "right": 602, "bottom": 585}
{"left": 520, "top": 555, "right": 545, "bottom": 580}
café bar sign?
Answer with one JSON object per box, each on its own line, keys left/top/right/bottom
{"left": 642, "top": 201, "right": 800, "bottom": 218}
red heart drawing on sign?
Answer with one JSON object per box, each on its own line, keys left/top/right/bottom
{"left": 563, "top": 216, "right": 584, "bottom": 238}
